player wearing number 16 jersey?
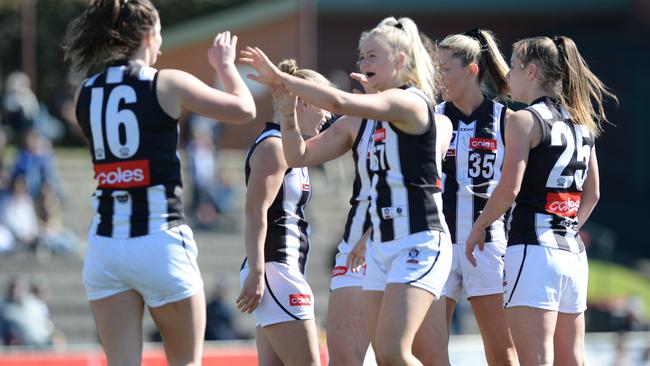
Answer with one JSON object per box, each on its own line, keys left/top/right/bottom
{"left": 64, "top": 1, "right": 255, "bottom": 364}
{"left": 465, "top": 36, "right": 617, "bottom": 365}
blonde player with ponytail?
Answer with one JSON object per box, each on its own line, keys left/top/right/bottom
{"left": 435, "top": 28, "right": 518, "bottom": 365}
{"left": 466, "top": 36, "right": 617, "bottom": 365}
{"left": 241, "top": 17, "right": 454, "bottom": 365}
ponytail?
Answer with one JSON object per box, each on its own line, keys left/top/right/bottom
{"left": 439, "top": 28, "right": 510, "bottom": 99}
{"left": 360, "top": 17, "right": 436, "bottom": 102}
{"left": 62, "top": 0, "right": 158, "bottom": 76}
{"left": 513, "top": 36, "right": 617, "bottom": 137}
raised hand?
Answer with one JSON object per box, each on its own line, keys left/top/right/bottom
{"left": 350, "top": 72, "right": 375, "bottom": 94}
{"left": 239, "top": 46, "right": 283, "bottom": 86}
{"left": 272, "top": 85, "right": 297, "bottom": 116}
{"left": 208, "top": 31, "right": 238, "bottom": 70}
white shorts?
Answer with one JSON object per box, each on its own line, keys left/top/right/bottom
{"left": 240, "top": 261, "right": 315, "bottom": 327}
{"left": 363, "top": 230, "right": 452, "bottom": 297}
{"left": 442, "top": 241, "right": 506, "bottom": 302}
{"left": 82, "top": 224, "right": 203, "bottom": 308}
{"left": 503, "top": 244, "right": 588, "bottom": 313}
{"left": 330, "top": 239, "right": 367, "bottom": 291}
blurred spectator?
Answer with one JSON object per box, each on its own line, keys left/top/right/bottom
{"left": 29, "top": 276, "right": 66, "bottom": 347}
{"left": 2, "top": 71, "right": 39, "bottom": 144}
{"left": 0, "top": 175, "right": 39, "bottom": 252}
{"left": 185, "top": 114, "right": 234, "bottom": 230}
{"left": 205, "top": 281, "right": 248, "bottom": 341}
{"left": 0, "top": 129, "right": 12, "bottom": 254}
{"left": 37, "top": 182, "right": 80, "bottom": 255}
{"left": 1, "top": 71, "right": 65, "bottom": 146}
{"left": 611, "top": 295, "right": 648, "bottom": 333}
{"left": 12, "top": 129, "right": 64, "bottom": 202}
{"left": 0, "top": 276, "right": 57, "bottom": 346}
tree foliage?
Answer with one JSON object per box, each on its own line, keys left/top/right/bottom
{"left": 0, "top": 0, "right": 254, "bottom": 106}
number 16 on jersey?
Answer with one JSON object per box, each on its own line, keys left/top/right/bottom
{"left": 90, "top": 85, "right": 141, "bottom": 160}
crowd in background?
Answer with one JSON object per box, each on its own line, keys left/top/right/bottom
{"left": 0, "top": 69, "right": 244, "bottom": 348}
{"left": 0, "top": 71, "right": 80, "bottom": 257}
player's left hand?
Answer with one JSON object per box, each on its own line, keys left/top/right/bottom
{"left": 346, "top": 239, "right": 367, "bottom": 273}
{"left": 465, "top": 225, "right": 486, "bottom": 267}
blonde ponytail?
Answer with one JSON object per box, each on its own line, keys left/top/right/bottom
{"left": 513, "top": 36, "right": 617, "bottom": 137}
{"left": 360, "top": 17, "right": 436, "bottom": 102}
{"left": 438, "top": 28, "right": 509, "bottom": 99}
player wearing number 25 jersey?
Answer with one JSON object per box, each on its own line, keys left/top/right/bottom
{"left": 64, "top": 1, "right": 255, "bottom": 364}
{"left": 465, "top": 36, "right": 617, "bottom": 365}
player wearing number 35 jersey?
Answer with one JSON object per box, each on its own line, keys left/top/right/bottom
{"left": 435, "top": 29, "right": 518, "bottom": 365}
{"left": 64, "top": 1, "right": 255, "bottom": 364}
{"left": 465, "top": 36, "right": 617, "bottom": 365}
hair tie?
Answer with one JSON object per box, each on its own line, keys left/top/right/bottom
{"left": 464, "top": 28, "right": 487, "bottom": 51}
{"left": 393, "top": 22, "right": 403, "bottom": 30}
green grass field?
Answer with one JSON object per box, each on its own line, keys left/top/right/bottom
{"left": 589, "top": 259, "right": 650, "bottom": 316}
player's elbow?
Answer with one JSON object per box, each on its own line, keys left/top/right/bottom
{"left": 284, "top": 155, "right": 305, "bottom": 168}
{"left": 232, "top": 102, "right": 257, "bottom": 124}
{"left": 584, "top": 188, "right": 600, "bottom": 205}
{"left": 325, "top": 94, "right": 350, "bottom": 115}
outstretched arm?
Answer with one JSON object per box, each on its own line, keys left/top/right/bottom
{"left": 158, "top": 32, "right": 256, "bottom": 123}
{"left": 240, "top": 46, "right": 428, "bottom": 134}
{"left": 274, "top": 85, "right": 360, "bottom": 167}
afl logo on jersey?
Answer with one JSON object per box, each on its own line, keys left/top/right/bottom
{"left": 94, "top": 160, "right": 150, "bottom": 188}
{"left": 407, "top": 248, "right": 420, "bottom": 264}
{"left": 545, "top": 192, "right": 581, "bottom": 218}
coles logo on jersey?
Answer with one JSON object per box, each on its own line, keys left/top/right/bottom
{"left": 373, "top": 128, "right": 386, "bottom": 142}
{"left": 94, "top": 160, "right": 150, "bottom": 188}
{"left": 545, "top": 192, "right": 581, "bottom": 217}
{"left": 289, "top": 294, "right": 312, "bottom": 306}
{"left": 469, "top": 138, "right": 497, "bottom": 151}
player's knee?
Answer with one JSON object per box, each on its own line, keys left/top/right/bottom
{"left": 328, "top": 347, "right": 365, "bottom": 366}
{"left": 374, "top": 341, "right": 408, "bottom": 366}
{"left": 484, "top": 347, "right": 518, "bottom": 366}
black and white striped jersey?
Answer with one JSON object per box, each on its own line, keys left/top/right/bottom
{"left": 341, "top": 118, "right": 374, "bottom": 245}
{"left": 508, "top": 97, "right": 594, "bottom": 253}
{"left": 366, "top": 87, "right": 448, "bottom": 243}
{"left": 76, "top": 60, "right": 184, "bottom": 238}
{"left": 436, "top": 98, "right": 507, "bottom": 245}
{"left": 244, "top": 123, "right": 312, "bottom": 273}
